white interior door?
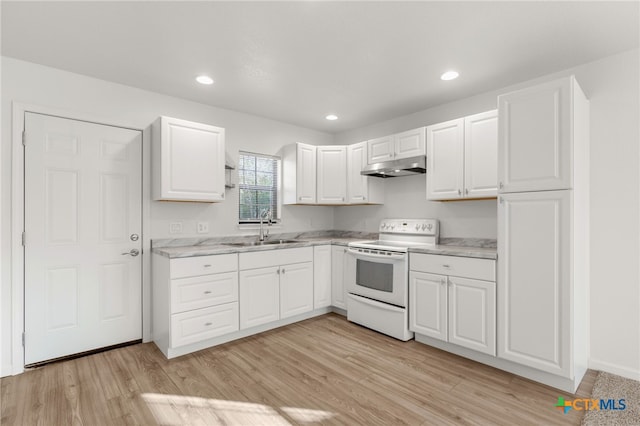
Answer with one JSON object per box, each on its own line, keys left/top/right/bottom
{"left": 24, "top": 112, "right": 143, "bottom": 365}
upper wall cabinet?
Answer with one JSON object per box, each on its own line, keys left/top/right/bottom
{"left": 367, "top": 127, "right": 426, "bottom": 164}
{"left": 283, "top": 142, "right": 383, "bottom": 205}
{"left": 347, "top": 142, "right": 384, "bottom": 204}
{"left": 152, "top": 116, "right": 225, "bottom": 202}
{"left": 317, "top": 146, "right": 347, "bottom": 204}
{"left": 282, "top": 142, "right": 317, "bottom": 204}
{"left": 426, "top": 110, "right": 497, "bottom": 201}
{"left": 498, "top": 79, "right": 574, "bottom": 193}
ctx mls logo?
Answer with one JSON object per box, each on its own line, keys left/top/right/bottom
{"left": 555, "top": 396, "right": 627, "bottom": 414}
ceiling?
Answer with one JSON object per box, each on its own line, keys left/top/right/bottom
{"left": 2, "top": 1, "right": 639, "bottom": 134}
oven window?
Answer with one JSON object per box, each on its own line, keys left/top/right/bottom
{"left": 356, "top": 259, "right": 393, "bottom": 292}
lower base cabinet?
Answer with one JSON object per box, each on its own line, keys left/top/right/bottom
{"left": 239, "top": 247, "right": 314, "bottom": 330}
{"left": 331, "top": 246, "right": 348, "bottom": 309}
{"left": 410, "top": 253, "right": 496, "bottom": 356}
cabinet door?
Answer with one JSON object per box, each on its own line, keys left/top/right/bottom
{"left": 331, "top": 246, "right": 348, "bottom": 309}
{"left": 409, "top": 271, "right": 447, "bottom": 340}
{"left": 317, "top": 146, "right": 347, "bottom": 204}
{"left": 395, "top": 127, "right": 426, "bottom": 160}
{"left": 426, "top": 118, "right": 464, "bottom": 200}
{"left": 280, "top": 262, "right": 314, "bottom": 319}
{"left": 313, "top": 246, "right": 332, "bottom": 309}
{"left": 367, "top": 136, "right": 394, "bottom": 164}
{"left": 464, "top": 110, "right": 498, "bottom": 198}
{"left": 239, "top": 266, "right": 280, "bottom": 329}
{"left": 296, "top": 143, "right": 317, "bottom": 204}
{"left": 498, "top": 78, "right": 572, "bottom": 193}
{"left": 347, "top": 142, "right": 368, "bottom": 203}
{"left": 497, "top": 190, "right": 570, "bottom": 376}
{"left": 156, "top": 116, "right": 225, "bottom": 202}
{"left": 448, "top": 276, "right": 496, "bottom": 356}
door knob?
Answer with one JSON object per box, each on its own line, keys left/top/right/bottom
{"left": 121, "top": 249, "right": 140, "bottom": 257}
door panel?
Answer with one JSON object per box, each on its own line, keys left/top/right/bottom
{"left": 497, "top": 190, "right": 570, "bottom": 376}
{"left": 24, "top": 112, "right": 142, "bottom": 365}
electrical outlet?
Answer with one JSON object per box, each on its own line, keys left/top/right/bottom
{"left": 169, "top": 222, "right": 183, "bottom": 234}
{"left": 197, "top": 222, "right": 209, "bottom": 234}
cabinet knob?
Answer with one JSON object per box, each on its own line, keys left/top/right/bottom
{"left": 442, "top": 264, "right": 450, "bottom": 268}
{"left": 204, "top": 322, "right": 212, "bottom": 326}
{"left": 204, "top": 290, "right": 212, "bottom": 295}
{"left": 441, "top": 278, "right": 446, "bottom": 285}
{"left": 499, "top": 182, "right": 504, "bottom": 189}
{"left": 457, "top": 189, "right": 462, "bottom": 196}
{"left": 299, "top": 196, "right": 303, "bottom": 201}
{"left": 221, "top": 193, "right": 225, "bottom": 199}
{"left": 277, "top": 268, "right": 281, "bottom": 275}
{"left": 465, "top": 188, "right": 469, "bottom": 195}
{"left": 363, "top": 196, "right": 366, "bottom": 201}
{"left": 282, "top": 268, "right": 285, "bottom": 274}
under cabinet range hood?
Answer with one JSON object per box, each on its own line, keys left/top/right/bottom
{"left": 361, "top": 155, "right": 426, "bottom": 178}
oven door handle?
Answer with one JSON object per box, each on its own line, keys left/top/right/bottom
{"left": 347, "top": 247, "right": 406, "bottom": 260}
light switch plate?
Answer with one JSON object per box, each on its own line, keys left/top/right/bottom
{"left": 197, "top": 222, "right": 209, "bottom": 233}
{"left": 169, "top": 222, "right": 183, "bottom": 234}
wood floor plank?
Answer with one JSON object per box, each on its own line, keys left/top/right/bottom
{"left": 1, "top": 313, "right": 595, "bottom": 425}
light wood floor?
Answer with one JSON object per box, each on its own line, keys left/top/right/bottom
{"left": 2, "top": 313, "right": 595, "bottom": 425}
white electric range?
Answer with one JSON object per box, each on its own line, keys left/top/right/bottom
{"left": 345, "top": 218, "right": 439, "bottom": 340}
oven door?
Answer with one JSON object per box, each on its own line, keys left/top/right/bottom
{"left": 346, "top": 247, "right": 407, "bottom": 307}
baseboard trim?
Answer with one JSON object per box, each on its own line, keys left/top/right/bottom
{"left": 588, "top": 358, "right": 640, "bottom": 381}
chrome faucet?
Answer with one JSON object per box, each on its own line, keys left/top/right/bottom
{"left": 259, "top": 208, "right": 273, "bottom": 241}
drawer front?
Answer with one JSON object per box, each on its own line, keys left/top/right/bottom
{"left": 170, "top": 253, "right": 237, "bottom": 279}
{"left": 171, "top": 271, "right": 238, "bottom": 313}
{"left": 171, "top": 302, "right": 239, "bottom": 348}
{"left": 410, "top": 253, "right": 495, "bottom": 281}
{"left": 239, "top": 247, "right": 313, "bottom": 270}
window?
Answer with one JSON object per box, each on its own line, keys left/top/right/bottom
{"left": 238, "top": 151, "right": 280, "bottom": 224}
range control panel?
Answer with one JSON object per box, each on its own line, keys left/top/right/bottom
{"left": 379, "top": 219, "right": 439, "bottom": 235}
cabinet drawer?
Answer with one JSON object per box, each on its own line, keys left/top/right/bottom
{"left": 170, "top": 253, "right": 237, "bottom": 279}
{"left": 171, "top": 271, "right": 238, "bottom": 313}
{"left": 239, "top": 247, "right": 312, "bottom": 270}
{"left": 170, "top": 302, "right": 239, "bottom": 348}
{"left": 410, "top": 253, "right": 495, "bottom": 281}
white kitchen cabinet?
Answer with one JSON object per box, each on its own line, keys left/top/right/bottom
{"left": 331, "top": 245, "right": 348, "bottom": 310}
{"left": 395, "top": 127, "right": 427, "bottom": 160}
{"left": 152, "top": 116, "right": 225, "bottom": 202}
{"left": 239, "top": 247, "right": 314, "bottom": 329}
{"left": 347, "top": 142, "right": 384, "bottom": 204}
{"left": 426, "top": 118, "right": 464, "bottom": 200}
{"left": 410, "top": 253, "right": 496, "bottom": 356}
{"left": 367, "top": 135, "right": 395, "bottom": 163}
{"left": 280, "top": 262, "right": 314, "bottom": 319}
{"left": 313, "top": 245, "right": 332, "bottom": 309}
{"left": 152, "top": 253, "right": 239, "bottom": 359}
{"left": 448, "top": 276, "right": 496, "bottom": 355}
{"left": 282, "top": 142, "right": 317, "bottom": 204}
{"left": 239, "top": 266, "right": 281, "bottom": 329}
{"left": 426, "top": 110, "right": 497, "bottom": 201}
{"left": 498, "top": 190, "right": 570, "bottom": 375}
{"left": 464, "top": 110, "right": 498, "bottom": 198}
{"left": 409, "top": 271, "right": 448, "bottom": 340}
{"left": 317, "top": 146, "right": 347, "bottom": 204}
{"left": 497, "top": 75, "right": 589, "bottom": 393}
{"left": 367, "top": 127, "right": 426, "bottom": 164}
{"left": 498, "top": 79, "right": 575, "bottom": 193}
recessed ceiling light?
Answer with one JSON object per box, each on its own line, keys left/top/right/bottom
{"left": 325, "top": 114, "right": 338, "bottom": 121}
{"left": 196, "top": 75, "right": 214, "bottom": 85}
{"left": 440, "top": 71, "right": 459, "bottom": 81}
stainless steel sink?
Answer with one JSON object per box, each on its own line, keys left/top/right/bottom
{"left": 223, "top": 239, "right": 302, "bottom": 247}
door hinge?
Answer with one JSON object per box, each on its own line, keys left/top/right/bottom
{"left": 22, "top": 131, "right": 26, "bottom": 146}
{"left": 21, "top": 231, "right": 26, "bottom": 246}
{"left": 22, "top": 332, "right": 25, "bottom": 347}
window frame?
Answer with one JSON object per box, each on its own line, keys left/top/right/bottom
{"left": 237, "top": 151, "right": 282, "bottom": 225}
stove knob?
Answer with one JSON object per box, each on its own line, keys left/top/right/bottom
{"left": 427, "top": 223, "right": 433, "bottom": 230}
{"left": 415, "top": 224, "right": 420, "bottom": 231}
{"left": 421, "top": 224, "right": 427, "bottom": 231}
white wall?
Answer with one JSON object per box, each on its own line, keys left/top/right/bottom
{"left": 0, "top": 57, "right": 335, "bottom": 375}
{"left": 335, "top": 48, "right": 640, "bottom": 380}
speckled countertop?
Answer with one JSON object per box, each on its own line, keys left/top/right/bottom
{"left": 152, "top": 232, "right": 497, "bottom": 260}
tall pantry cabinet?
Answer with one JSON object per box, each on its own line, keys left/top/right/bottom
{"left": 497, "top": 76, "right": 589, "bottom": 392}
